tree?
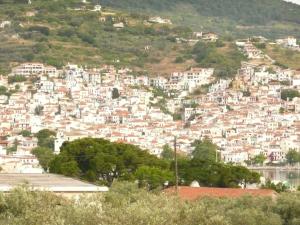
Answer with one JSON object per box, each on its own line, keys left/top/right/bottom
{"left": 262, "top": 180, "right": 288, "bottom": 193}
{"left": 8, "top": 75, "right": 27, "bottom": 84}
{"left": 175, "top": 156, "right": 260, "bottom": 188}
{"left": 251, "top": 153, "right": 266, "bottom": 166}
{"left": 49, "top": 138, "right": 169, "bottom": 186}
{"left": 191, "top": 139, "right": 218, "bottom": 162}
{"left": 161, "top": 144, "right": 173, "bottom": 160}
{"left": 34, "top": 105, "right": 44, "bottom": 116}
{"left": 286, "top": 149, "right": 300, "bottom": 165}
{"left": 0, "top": 86, "right": 7, "bottom": 95}
{"left": 19, "top": 130, "right": 31, "bottom": 137}
{"left": 281, "top": 89, "right": 300, "bottom": 101}
{"left": 134, "top": 166, "right": 173, "bottom": 190}
{"left": 112, "top": 88, "right": 120, "bottom": 99}
{"left": 32, "top": 147, "right": 55, "bottom": 171}
{"left": 35, "top": 129, "right": 56, "bottom": 150}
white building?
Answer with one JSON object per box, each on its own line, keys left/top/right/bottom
{"left": 148, "top": 17, "right": 172, "bottom": 24}
{"left": 11, "top": 63, "right": 57, "bottom": 77}
{"left": 93, "top": 5, "right": 102, "bottom": 12}
{"left": 0, "top": 21, "right": 11, "bottom": 28}
{"left": 170, "top": 67, "right": 214, "bottom": 92}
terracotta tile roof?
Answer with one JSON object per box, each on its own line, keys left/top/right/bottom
{"left": 164, "top": 186, "right": 276, "bottom": 200}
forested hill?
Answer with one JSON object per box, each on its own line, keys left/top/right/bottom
{"left": 102, "top": 0, "right": 300, "bottom": 25}
{"left": 100, "top": 0, "right": 300, "bottom": 38}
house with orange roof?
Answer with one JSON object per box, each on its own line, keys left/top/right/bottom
{"left": 164, "top": 186, "right": 277, "bottom": 200}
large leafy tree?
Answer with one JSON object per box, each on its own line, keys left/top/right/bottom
{"left": 176, "top": 157, "right": 260, "bottom": 188}
{"left": 35, "top": 129, "right": 56, "bottom": 149}
{"left": 32, "top": 147, "right": 55, "bottom": 171}
{"left": 161, "top": 144, "right": 174, "bottom": 160}
{"left": 135, "top": 166, "right": 173, "bottom": 190}
{"left": 50, "top": 138, "right": 169, "bottom": 186}
{"left": 286, "top": 149, "right": 300, "bottom": 165}
{"left": 191, "top": 139, "right": 218, "bottom": 162}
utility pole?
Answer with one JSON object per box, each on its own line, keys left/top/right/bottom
{"left": 174, "top": 136, "right": 178, "bottom": 194}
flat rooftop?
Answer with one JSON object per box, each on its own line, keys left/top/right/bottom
{"left": 0, "top": 173, "right": 108, "bottom": 192}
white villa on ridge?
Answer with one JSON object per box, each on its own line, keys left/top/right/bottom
{"left": 148, "top": 17, "right": 172, "bottom": 24}
{"left": 276, "top": 36, "right": 299, "bottom": 48}
{"left": 11, "top": 63, "right": 57, "bottom": 77}
{"left": 150, "top": 68, "right": 214, "bottom": 92}
{"left": 170, "top": 67, "right": 214, "bottom": 92}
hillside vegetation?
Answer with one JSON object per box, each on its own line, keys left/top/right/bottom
{"left": 102, "top": 0, "right": 300, "bottom": 38}
{"left": 0, "top": 0, "right": 196, "bottom": 74}
{"left": 0, "top": 0, "right": 247, "bottom": 76}
{"left": 1, "top": 183, "right": 300, "bottom": 225}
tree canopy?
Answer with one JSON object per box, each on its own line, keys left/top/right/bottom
{"left": 49, "top": 138, "right": 260, "bottom": 189}
{"left": 102, "top": 0, "right": 300, "bottom": 25}
{"left": 286, "top": 149, "right": 300, "bottom": 165}
{"left": 35, "top": 129, "right": 56, "bottom": 149}
{"left": 32, "top": 147, "right": 55, "bottom": 171}
{"left": 50, "top": 138, "right": 169, "bottom": 186}
{"left": 161, "top": 144, "right": 174, "bottom": 160}
{"left": 2, "top": 184, "right": 300, "bottom": 225}
{"left": 281, "top": 89, "right": 300, "bottom": 101}
{"left": 191, "top": 139, "right": 218, "bottom": 162}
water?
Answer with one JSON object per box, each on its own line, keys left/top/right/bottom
{"left": 253, "top": 168, "right": 300, "bottom": 189}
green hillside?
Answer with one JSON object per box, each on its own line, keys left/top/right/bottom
{"left": 0, "top": 0, "right": 192, "bottom": 74}
{"left": 102, "top": 0, "right": 300, "bottom": 38}
{"left": 0, "top": 0, "right": 298, "bottom": 75}
{"left": 0, "top": 0, "right": 246, "bottom": 76}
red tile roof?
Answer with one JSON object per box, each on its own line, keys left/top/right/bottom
{"left": 164, "top": 186, "right": 276, "bottom": 200}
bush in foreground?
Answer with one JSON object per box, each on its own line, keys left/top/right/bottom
{"left": 1, "top": 183, "right": 300, "bottom": 225}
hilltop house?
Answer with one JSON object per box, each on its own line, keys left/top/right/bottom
{"left": 202, "top": 32, "right": 219, "bottom": 42}
{"left": 113, "top": 22, "right": 124, "bottom": 29}
{"left": 0, "top": 21, "right": 11, "bottom": 28}
{"left": 93, "top": 5, "right": 102, "bottom": 12}
{"left": 148, "top": 17, "right": 172, "bottom": 24}
{"left": 170, "top": 67, "right": 214, "bottom": 92}
{"left": 276, "top": 36, "right": 299, "bottom": 48}
{"left": 11, "top": 63, "right": 57, "bottom": 77}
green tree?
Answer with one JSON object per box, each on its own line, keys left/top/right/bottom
{"left": 19, "top": 130, "right": 31, "bottom": 137}
{"left": 49, "top": 138, "right": 169, "bottom": 186}
{"left": 161, "top": 144, "right": 174, "bottom": 160}
{"left": 34, "top": 105, "right": 44, "bottom": 116}
{"left": 281, "top": 89, "right": 300, "bottom": 101}
{"left": 134, "top": 166, "right": 173, "bottom": 190}
{"left": 32, "top": 147, "right": 55, "bottom": 171}
{"left": 112, "top": 88, "right": 120, "bottom": 99}
{"left": 8, "top": 75, "right": 27, "bottom": 84}
{"left": 35, "top": 129, "right": 56, "bottom": 149}
{"left": 191, "top": 139, "right": 218, "bottom": 162}
{"left": 251, "top": 153, "right": 266, "bottom": 166}
{"left": 285, "top": 149, "right": 300, "bottom": 165}
{"left": 0, "top": 86, "right": 7, "bottom": 95}
{"left": 262, "top": 180, "right": 288, "bottom": 193}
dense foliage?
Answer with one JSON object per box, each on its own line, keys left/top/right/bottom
{"left": 102, "top": 0, "right": 300, "bottom": 25}
{"left": 32, "top": 147, "right": 55, "bottom": 171}
{"left": 49, "top": 138, "right": 259, "bottom": 189}
{"left": 285, "top": 149, "right": 300, "bottom": 165}
{"left": 35, "top": 129, "right": 56, "bottom": 149}
{"left": 1, "top": 183, "right": 300, "bottom": 225}
{"left": 281, "top": 89, "right": 300, "bottom": 101}
{"left": 49, "top": 138, "right": 170, "bottom": 186}
{"left": 0, "top": 0, "right": 188, "bottom": 73}
{"left": 191, "top": 41, "right": 245, "bottom": 78}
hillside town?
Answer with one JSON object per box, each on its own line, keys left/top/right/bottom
{"left": 0, "top": 35, "right": 300, "bottom": 173}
